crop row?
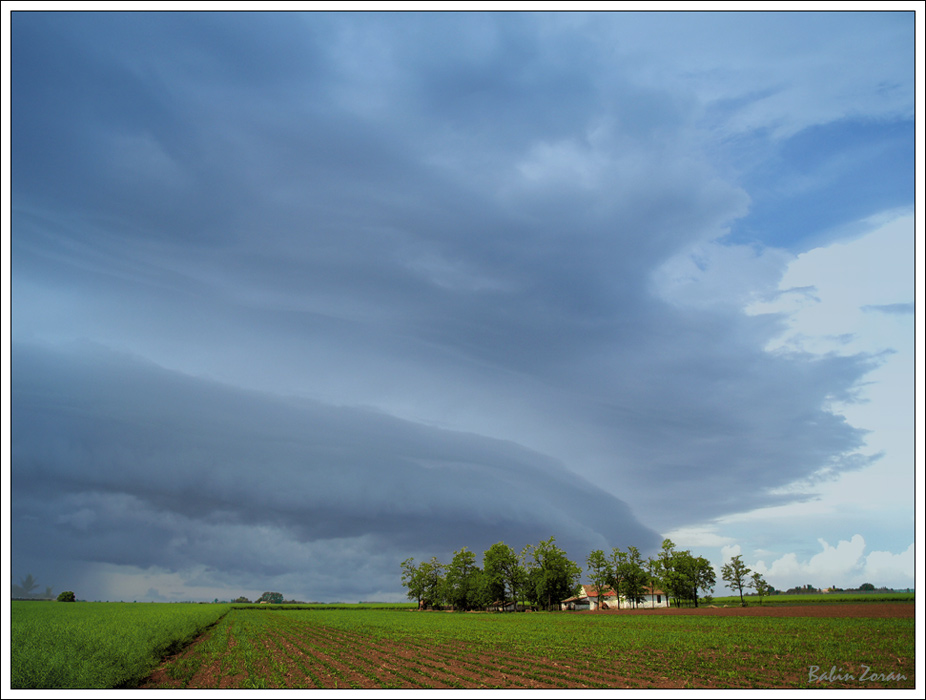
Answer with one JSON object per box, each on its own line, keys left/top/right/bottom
{"left": 142, "top": 608, "right": 914, "bottom": 689}
{"left": 146, "top": 610, "right": 671, "bottom": 689}
{"left": 12, "top": 603, "right": 914, "bottom": 689}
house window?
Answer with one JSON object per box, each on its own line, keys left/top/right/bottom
{"left": 657, "top": 595, "right": 661, "bottom": 604}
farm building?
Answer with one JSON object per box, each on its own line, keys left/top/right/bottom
{"left": 561, "top": 584, "right": 670, "bottom": 610}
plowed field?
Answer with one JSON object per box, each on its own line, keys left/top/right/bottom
{"left": 140, "top": 604, "right": 914, "bottom": 689}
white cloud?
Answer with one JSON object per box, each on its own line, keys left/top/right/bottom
{"left": 662, "top": 525, "right": 736, "bottom": 549}
{"left": 720, "top": 544, "right": 742, "bottom": 563}
{"left": 746, "top": 211, "right": 914, "bottom": 357}
{"left": 863, "top": 543, "right": 915, "bottom": 586}
{"left": 726, "top": 210, "right": 915, "bottom": 536}
{"left": 752, "top": 535, "right": 913, "bottom": 590}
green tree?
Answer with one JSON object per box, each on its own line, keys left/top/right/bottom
{"left": 419, "top": 556, "right": 446, "bottom": 609}
{"left": 401, "top": 558, "right": 427, "bottom": 608}
{"left": 522, "top": 536, "right": 581, "bottom": 611}
{"left": 609, "top": 548, "right": 627, "bottom": 607}
{"left": 444, "top": 547, "right": 480, "bottom": 611}
{"left": 483, "top": 542, "right": 524, "bottom": 610}
{"left": 658, "top": 539, "right": 685, "bottom": 607}
{"left": 622, "top": 546, "right": 648, "bottom": 609}
{"left": 645, "top": 556, "right": 663, "bottom": 607}
{"left": 233, "top": 596, "right": 252, "bottom": 604}
{"left": 56, "top": 591, "right": 76, "bottom": 602}
{"left": 659, "top": 540, "right": 715, "bottom": 607}
{"left": 687, "top": 554, "right": 716, "bottom": 607}
{"left": 465, "top": 566, "right": 492, "bottom": 610}
{"left": 257, "top": 591, "right": 284, "bottom": 604}
{"left": 721, "top": 555, "right": 752, "bottom": 606}
{"left": 586, "top": 549, "right": 613, "bottom": 610}
{"left": 859, "top": 582, "right": 876, "bottom": 592}
{"left": 748, "top": 572, "right": 770, "bottom": 605}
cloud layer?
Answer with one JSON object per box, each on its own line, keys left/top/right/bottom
{"left": 9, "top": 11, "right": 914, "bottom": 601}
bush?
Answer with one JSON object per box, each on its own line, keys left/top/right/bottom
{"left": 57, "top": 591, "right": 76, "bottom": 602}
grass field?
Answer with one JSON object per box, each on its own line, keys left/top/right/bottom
{"left": 11, "top": 600, "right": 915, "bottom": 689}
{"left": 10, "top": 601, "right": 230, "bottom": 688}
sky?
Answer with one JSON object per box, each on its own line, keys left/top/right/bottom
{"left": 3, "top": 7, "right": 921, "bottom": 604}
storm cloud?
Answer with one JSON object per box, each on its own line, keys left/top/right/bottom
{"left": 9, "top": 11, "right": 911, "bottom": 601}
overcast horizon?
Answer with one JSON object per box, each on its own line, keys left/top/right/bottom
{"left": 6, "top": 9, "right": 919, "bottom": 603}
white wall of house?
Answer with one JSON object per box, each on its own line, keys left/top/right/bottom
{"left": 615, "top": 592, "right": 670, "bottom": 609}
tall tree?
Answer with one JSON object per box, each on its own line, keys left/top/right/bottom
{"left": 658, "top": 540, "right": 715, "bottom": 608}
{"left": 586, "top": 549, "right": 613, "bottom": 610}
{"left": 676, "top": 553, "right": 715, "bottom": 608}
{"left": 645, "top": 557, "right": 663, "bottom": 607}
{"left": 419, "top": 556, "right": 446, "bottom": 609}
{"left": 721, "top": 555, "right": 752, "bottom": 607}
{"left": 523, "top": 536, "right": 581, "bottom": 611}
{"left": 445, "top": 547, "right": 480, "bottom": 611}
{"left": 483, "top": 542, "right": 523, "bottom": 610}
{"left": 748, "top": 571, "right": 770, "bottom": 605}
{"left": 657, "top": 539, "right": 684, "bottom": 607}
{"left": 401, "top": 558, "right": 425, "bottom": 608}
{"left": 622, "top": 546, "right": 648, "bottom": 609}
{"left": 609, "top": 547, "right": 627, "bottom": 608}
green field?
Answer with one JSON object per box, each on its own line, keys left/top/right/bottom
{"left": 710, "top": 591, "right": 915, "bottom": 606}
{"left": 11, "top": 600, "right": 915, "bottom": 689}
{"left": 10, "top": 601, "right": 231, "bottom": 688}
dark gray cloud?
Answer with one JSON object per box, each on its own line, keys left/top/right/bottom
{"left": 9, "top": 11, "right": 907, "bottom": 601}
{"left": 11, "top": 341, "right": 658, "bottom": 600}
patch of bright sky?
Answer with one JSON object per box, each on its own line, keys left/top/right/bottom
{"left": 667, "top": 209, "right": 916, "bottom": 592}
{"left": 725, "top": 119, "right": 915, "bottom": 251}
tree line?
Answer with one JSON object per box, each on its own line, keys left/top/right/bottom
{"left": 401, "top": 537, "right": 581, "bottom": 612}
{"left": 401, "top": 537, "right": 766, "bottom": 611}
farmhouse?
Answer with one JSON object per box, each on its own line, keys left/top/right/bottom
{"left": 561, "top": 584, "right": 670, "bottom": 610}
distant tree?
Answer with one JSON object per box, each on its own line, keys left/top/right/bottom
{"left": 12, "top": 573, "right": 40, "bottom": 599}
{"left": 56, "top": 591, "right": 76, "bottom": 602}
{"left": 586, "top": 549, "right": 612, "bottom": 609}
{"left": 257, "top": 592, "right": 284, "bottom": 604}
{"left": 234, "top": 596, "right": 252, "bottom": 604}
{"left": 748, "top": 572, "right": 770, "bottom": 605}
{"left": 859, "top": 582, "right": 876, "bottom": 592}
{"left": 721, "top": 555, "right": 752, "bottom": 606}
